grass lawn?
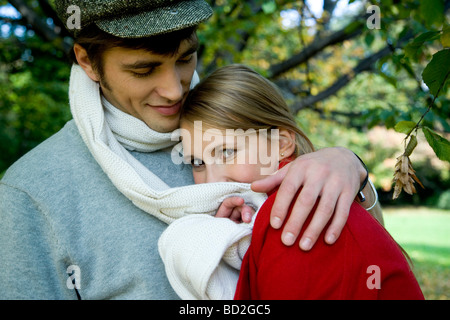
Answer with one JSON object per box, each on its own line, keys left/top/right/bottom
{"left": 383, "top": 206, "right": 450, "bottom": 300}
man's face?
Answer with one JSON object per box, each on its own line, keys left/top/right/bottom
{"left": 98, "top": 39, "right": 198, "bottom": 133}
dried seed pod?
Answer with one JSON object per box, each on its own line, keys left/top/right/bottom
{"left": 404, "top": 135, "right": 418, "bottom": 157}
{"left": 392, "top": 139, "right": 424, "bottom": 200}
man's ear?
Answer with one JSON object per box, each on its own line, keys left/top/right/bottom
{"left": 73, "top": 43, "right": 100, "bottom": 82}
{"left": 278, "top": 128, "right": 297, "bottom": 161}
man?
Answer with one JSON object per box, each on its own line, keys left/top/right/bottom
{"left": 0, "top": 0, "right": 378, "bottom": 299}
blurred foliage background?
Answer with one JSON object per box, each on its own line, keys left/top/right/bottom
{"left": 0, "top": 0, "right": 449, "bottom": 300}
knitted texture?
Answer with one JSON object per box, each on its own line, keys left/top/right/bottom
{"left": 103, "top": 97, "right": 175, "bottom": 152}
{"left": 158, "top": 214, "right": 256, "bottom": 300}
{"left": 69, "top": 64, "right": 267, "bottom": 298}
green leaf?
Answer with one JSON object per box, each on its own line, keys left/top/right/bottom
{"left": 404, "top": 31, "right": 441, "bottom": 59}
{"left": 344, "top": 20, "right": 362, "bottom": 34}
{"left": 364, "top": 32, "right": 375, "bottom": 48}
{"left": 423, "top": 127, "right": 450, "bottom": 163}
{"left": 379, "top": 71, "right": 397, "bottom": 88}
{"left": 420, "top": 0, "right": 444, "bottom": 27}
{"left": 394, "top": 121, "right": 416, "bottom": 134}
{"left": 422, "top": 49, "right": 450, "bottom": 97}
{"left": 441, "top": 25, "right": 450, "bottom": 48}
{"left": 262, "top": 1, "right": 277, "bottom": 14}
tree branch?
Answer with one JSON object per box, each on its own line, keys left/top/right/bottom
{"left": 290, "top": 44, "right": 394, "bottom": 113}
{"left": 310, "top": 106, "right": 365, "bottom": 130}
{"left": 268, "top": 14, "right": 368, "bottom": 78}
{"left": 289, "top": 33, "right": 413, "bottom": 114}
{"left": 37, "top": 0, "right": 72, "bottom": 38}
{"left": 200, "top": 0, "right": 262, "bottom": 74}
{"left": 8, "top": 0, "right": 70, "bottom": 54}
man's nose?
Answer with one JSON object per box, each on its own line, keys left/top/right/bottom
{"left": 155, "top": 66, "right": 183, "bottom": 103}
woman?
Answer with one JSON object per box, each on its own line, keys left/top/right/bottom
{"left": 161, "top": 64, "right": 423, "bottom": 300}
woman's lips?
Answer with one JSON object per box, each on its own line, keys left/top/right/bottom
{"left": 149, "top": 101, "right": 182, "bottom": 116}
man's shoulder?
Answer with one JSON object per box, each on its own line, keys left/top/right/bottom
{"left": 1, "top": 120, "right": 90, "bottom": 191}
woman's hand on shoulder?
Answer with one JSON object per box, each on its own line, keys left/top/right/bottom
{"left": 251, "top": 147, "right": 366, "bottom": 250}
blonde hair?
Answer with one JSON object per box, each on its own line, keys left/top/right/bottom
{"left": 182, "top": 64, "right": 314, "bottom": 156}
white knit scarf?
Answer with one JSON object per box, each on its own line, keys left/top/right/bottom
{"left": 69, "top": 64, "right": 267, "bottom": 299}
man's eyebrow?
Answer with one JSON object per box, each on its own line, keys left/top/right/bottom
{"left": 121, "top": 60, "right": 162, "bottom": 70}
{"left": 121, "top": 42, "right": 198, "bottom": 70}
{"left": 180, "top": 41, "right": 199, "bottom": 58}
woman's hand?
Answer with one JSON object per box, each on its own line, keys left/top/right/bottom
{"left": 215, "top": 196, "right": 255, "bottom": 223}
{"left": 251, "top": 147, "right": 367, "bottom": 251}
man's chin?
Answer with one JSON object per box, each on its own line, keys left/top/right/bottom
{"left": 144, "top": 117, "right": 181, "bottom": 133}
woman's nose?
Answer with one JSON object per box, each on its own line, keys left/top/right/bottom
{"left": 205, "top": 165, "right": 228, "bottom": 183}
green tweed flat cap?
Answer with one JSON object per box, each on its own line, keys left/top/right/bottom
{"left": 55, "top": 0, "right": 213, "bottom": 38}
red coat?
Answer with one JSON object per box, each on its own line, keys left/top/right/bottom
{"left": 234, "top": 191, "right": 424, "bottom": 300}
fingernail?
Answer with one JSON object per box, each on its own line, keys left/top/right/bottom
{"left": 282, "top": 232, "right": 295, "bottom": 246}
{"left": 271, "top": 217, "right": 282, "bottom": 229}
{"left": 326, "top": 234, "right": 336, "bottom": 244}
{"left": 300, "top": 237, "right": 312, "bottom": 251}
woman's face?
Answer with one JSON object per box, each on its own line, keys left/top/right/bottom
{"left": 180, "top": 121, "right": 294, "bottom": 184}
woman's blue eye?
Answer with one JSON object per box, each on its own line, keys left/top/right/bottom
{"left": 222, "top": 149, "right": 236, "bottom": 159}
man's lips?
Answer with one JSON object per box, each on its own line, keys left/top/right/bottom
{"left": 148, "top": 101, "right": 183, "bottom": 116}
